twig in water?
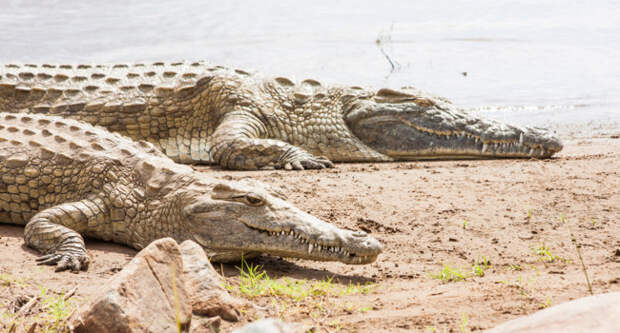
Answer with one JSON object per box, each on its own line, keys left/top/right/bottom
{"left": 376, "top": 23, "right": 402, "bottom": 77}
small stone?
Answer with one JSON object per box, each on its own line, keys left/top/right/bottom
{"left": 190, "top": 316, "right": 222, "bottom": 333}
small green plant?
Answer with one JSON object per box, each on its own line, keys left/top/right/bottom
{"left": 234, "top": 256, "right": 270, "bottom": 298}
{"left": 38, "top": 289, "right": 78, "bottom": 333}
{"left": 0, "top": 275, "right": 85, "bottom": 333}
{"left": 462, "top": 220, "right": 469, "bottom": 229}
{"left": 328, "top": 320, "right": 343, "bottom": 331}
{"left": 471, "top": 257, "right": 490, "bottom": 277}
{"left": 526, "top": 209, "right": 532, "bottom": 220}
{"left": 459, "top": 312, "right": 470, "bottom": 333}
{"left": 359, "top": 306, "right": 372, "bottom": 313}
{"left": 533, "top": 244, "right": 556, "bottom": 262}
{"left": 43, "top": 293, "right": 69, "bottom": 325}
{"left": 339, "top": 281, "right": 375, "bottom": 296}
{"left": 430, "top": 259, "right": 491, "bottom": 282}
{"left": 540, "top": 297, "right": 552, "bottom": 309}
{"left": 509, "top": 264, "right": 522, "bottom": 271}
{"left": 430, "top": 264, "right": 467, "bottom": 282}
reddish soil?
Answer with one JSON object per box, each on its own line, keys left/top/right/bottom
{"left": 1, "top": 137, "right": 619, "bottom": 332}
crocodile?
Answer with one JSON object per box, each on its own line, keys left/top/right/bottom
{"left": 0, "top": 113, "right": 382, "bottom": 271}
{"left": 0, "top": 62, "right": 562, "bottom": 170}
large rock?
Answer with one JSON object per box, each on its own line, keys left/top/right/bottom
{"left": 180, "top": 240, "right": 242, "bottom": 322}
{"left": 486, "top": 292, "right": 620, "bottom": 333}
{"left": 72, "top": 238, "right": 192, "bottom": 333}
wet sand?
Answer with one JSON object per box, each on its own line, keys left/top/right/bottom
{"left": 1, "top": 137, "right": 618, "bottom": 331}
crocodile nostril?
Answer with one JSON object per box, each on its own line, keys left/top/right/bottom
{"left": 352, "top": 231, "right": 367, "bottom": 237}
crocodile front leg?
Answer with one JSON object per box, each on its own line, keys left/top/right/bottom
{"left": 24, "top": 197, "right": 107, "bottom": 272}
{"left": 210, "top": 111, "right": 334, "bottom": 170}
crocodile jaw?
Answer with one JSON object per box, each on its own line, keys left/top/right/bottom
{"left": 185, "top": 182, "right": 382, "bottom": 265}
{"left": 194, "top": 222, "right": 382, "bottom": 265}
{"left": 345, "top": 100, "right": 563, "bottom": 159}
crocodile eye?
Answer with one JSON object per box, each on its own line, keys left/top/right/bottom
{"left": 244, "top": 193, "right": 264, "bottom": 206}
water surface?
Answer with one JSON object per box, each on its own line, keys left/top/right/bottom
{"left": 1, "top": 0, "right": 618, "bottom": 136}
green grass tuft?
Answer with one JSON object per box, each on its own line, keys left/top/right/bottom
{"left": 429, "top": 264, "right": 467, "bottom": 282}
{"left": 430, "top": 258, "right": 490, "bottom": 282}
{"left": 226, "top": 256, "right": 377, "bottom": 301}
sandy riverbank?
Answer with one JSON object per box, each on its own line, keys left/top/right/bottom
{"left": 1, "top": 137, "right": 618, "bottom": 332}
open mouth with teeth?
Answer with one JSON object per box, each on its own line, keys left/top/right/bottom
{"left": 384, "top": 128, "right": 562, "bottom": 159}
{"left": 348, "top": 112, "right": 563, "bottom": 160}
{"left": 252, "top": 227, "right": 379, "bottom": 264}
{"left": 194, "top": 223, "right": 382, "bottom": 265}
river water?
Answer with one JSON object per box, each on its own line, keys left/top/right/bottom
{"left": 1, "top": 0, "right": 618, "bottom": 137}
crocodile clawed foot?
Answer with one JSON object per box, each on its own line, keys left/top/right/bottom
{"left": 280, "top": 154, "right": 334, "bottom": 170}
{"left": 36, "top": 251, "right": 90, "bottom": 272}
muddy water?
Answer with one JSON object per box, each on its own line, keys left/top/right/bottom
{"left": 1, "top": 0, "right": 618, "bottom": 136}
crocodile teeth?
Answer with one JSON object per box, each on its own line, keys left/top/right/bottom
{"left": 317, "top": 245, "right": 322, "bottom": 252}
{"left": 482, "top": 143, "right": 488, "bottom": 153}
{"left": 308, "top": 243, "right": 313, "bottom": 254}
{"left": 519, "top": 133, "right": 524, "bottom": 144}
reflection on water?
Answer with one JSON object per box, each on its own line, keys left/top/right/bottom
{"left": 1, "top": 0, "right": 618, "bottom": 135}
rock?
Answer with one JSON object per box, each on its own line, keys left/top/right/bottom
{"left": 232, "top": 319, "right": 298, "bottom": 333}
{"left": 72, "top": 238, "right": 192, "bottom": 333}
{"left": 486, "top": 292, "right": 620, "bottom": 333}
{"left": 190, "top": 316, "right": 222, "bottom": 333}
{"left": 180, "top": 240, "right": 243, "bottom": 322}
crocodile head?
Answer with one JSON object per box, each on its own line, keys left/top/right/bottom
{"left": 182, "top": 179, "right": 382, "bottom": 264}
{"left": 344, "top": 88, "right": 563, "bottom": 159}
